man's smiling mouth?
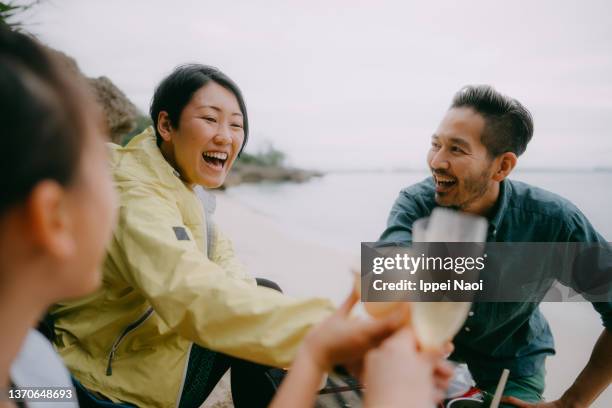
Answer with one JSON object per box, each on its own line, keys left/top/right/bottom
{"left": 433, "top": 174, "right": 457, "bottom": 192}
{"left": 202, "top": 151, "right": 228, "bottom": 170}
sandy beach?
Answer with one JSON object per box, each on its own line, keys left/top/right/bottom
{"left": 203, "top": 192, "right": 611, "bottom": 407}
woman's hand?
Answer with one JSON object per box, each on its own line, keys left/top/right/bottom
{"left": 363, "top": 328, "right": 437, "bottom": 408}
{"left": 301, "top": 290, "right": 410, "bottom": 375}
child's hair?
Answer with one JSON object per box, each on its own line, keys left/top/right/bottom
{"left": 0, "top": 24, "right": 93, "bottom": 213}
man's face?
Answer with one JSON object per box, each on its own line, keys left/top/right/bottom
{"left": 427, "top": 107, "right": 495, "bottom": 210}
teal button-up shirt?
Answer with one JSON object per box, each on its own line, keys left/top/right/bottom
{"left": 379, "top": 177, "right": 612, "bottom": 382}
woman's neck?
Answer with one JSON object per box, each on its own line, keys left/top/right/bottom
{"left": 159, "top": 142, "right": 195, "bottom": 188}
{"left": 0, "top": 274, "right": 47, "bottom": 390}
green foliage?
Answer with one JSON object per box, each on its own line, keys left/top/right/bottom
{"left": 0, "top": 1, "right": 42, "bottom": 31}
{"left": 239, "top": 142, "right": 286, "bottom": 167}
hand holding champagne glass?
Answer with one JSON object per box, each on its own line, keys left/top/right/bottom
{"left": 354, "top": 208, "right": 488, "bottom": 350}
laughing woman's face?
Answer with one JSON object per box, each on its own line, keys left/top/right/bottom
{"left": 160, "top": 81, "right": 245, "bottom": 188}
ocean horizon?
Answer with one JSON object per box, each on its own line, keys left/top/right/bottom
{"left": 225, "top": 169, "right": 612, "bottom": 254}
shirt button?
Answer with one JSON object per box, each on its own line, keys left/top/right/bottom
{"left": 468, "top": 311, "right": 474, "bottom": 317}
{"left": 464, "top": 326, "right": 471, "bottom": 332}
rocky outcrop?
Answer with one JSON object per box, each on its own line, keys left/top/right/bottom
{"left": 223, "top": 164, "right": 323, "bottom": 188}
{"left": 88, "top": 76, "right": 140, "bottom": 141}
{"left": 46, "top": 47, "right": 139, "bottom": 143}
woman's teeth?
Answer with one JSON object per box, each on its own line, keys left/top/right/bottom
{"left": 202, "top": 151, "right": 228, "bottom": 168}
{"left": 203, "top": 152, "right": 228, "bottom": 160}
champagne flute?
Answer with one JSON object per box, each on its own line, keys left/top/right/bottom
{"left": 409, "top": 208, "right": 487, "bottom": 349}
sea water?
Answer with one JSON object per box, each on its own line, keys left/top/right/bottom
{"left": 226, "top": 170, "right": 612, "bottom": 253}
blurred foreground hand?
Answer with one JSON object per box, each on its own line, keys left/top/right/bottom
{"left": 364, "top": 327, "right": 448, "bottom": 407}
{"left": 303, "top": 291, "right": 410, "bottom": 375}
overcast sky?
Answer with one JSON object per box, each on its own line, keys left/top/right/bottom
{"left": 23, "top": 0, "right": 612, "bottom": 170}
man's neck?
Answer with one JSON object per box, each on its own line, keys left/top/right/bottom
{"left": 463, "top": 181, "right": 501, "bottom": 218}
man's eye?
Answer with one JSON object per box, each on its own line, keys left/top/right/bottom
{"left": 451, "top": 146, "right": 464, "bottom": 153}
{"left": 431, "top": 142, "right": 441, "bottom": 149}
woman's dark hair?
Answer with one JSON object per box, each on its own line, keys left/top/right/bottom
{"left": 451, "top": 85, "right": 533, "bottom": 157}
{"left": 150, "top": 64, "right": 249, "bottom": 155}
{"left": 0, "top": 24, "right": 90, "bottom": 214}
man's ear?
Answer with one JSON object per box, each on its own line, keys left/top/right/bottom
{"left": 157, "top": 111, "right": 174, "bottom": 143}
{"left": 27, "top": 180, "right": 76, "bottom": 260}
{"left": 492, "top": 152, "right": 517, "bottom": 182}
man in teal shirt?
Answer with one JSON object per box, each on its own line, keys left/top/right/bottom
{"left": 379, "top": 85, "right": 611, "bottom": 407}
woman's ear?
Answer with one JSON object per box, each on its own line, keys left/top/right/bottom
{"left": 157, "top": 111, "right": 174, "bottom": 143}
{"left": 27, "top": 180, "right": 76, "bottom": 261}
{"left": 492, "top": 152, "right": 518, "bottom": 182}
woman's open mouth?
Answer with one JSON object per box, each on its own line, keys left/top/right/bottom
{"left": 202, "top": 151, "right": 228, "bottom": 171}
{"left": 434, "top": 174, "right": 457, "bottom": 193}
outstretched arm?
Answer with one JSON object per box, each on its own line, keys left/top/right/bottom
{"left": 111, "top": 186, "right": 335, "bottom": 368}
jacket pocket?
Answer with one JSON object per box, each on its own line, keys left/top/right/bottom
{"left": 106, "top": 307, "right": 154, "bottom": 376}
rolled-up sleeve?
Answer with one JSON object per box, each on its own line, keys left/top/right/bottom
{"left": 565, "top": 209, "right": 612, "bottom": 331}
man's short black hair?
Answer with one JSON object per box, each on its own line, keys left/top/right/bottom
{"left": 150, "top": 64, "right": 249, "bottom": 155}
{"left": 451, "top": 85, "right": 533, "bottom": 157}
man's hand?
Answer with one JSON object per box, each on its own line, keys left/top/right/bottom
{"left": 500, "top": 397, "right": 566, "bottom": 408}
{"left": 503, "top": 328, "right": 611, "bottom": 408}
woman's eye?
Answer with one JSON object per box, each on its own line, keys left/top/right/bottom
{"left": 203, "top": 117, "right": 217, "bottom": 123}
{"left": 451, "top": 146, "right": 464, "bottom": 153}
{"left": 231, "top": 123, "right": 243, "bottom": 129}
{"left": 431, "top": 142, "right": 440, "bottom": 149}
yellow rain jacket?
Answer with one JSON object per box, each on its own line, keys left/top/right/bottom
{"left": 51, "top": 128, "right": 334, "bottom": 407}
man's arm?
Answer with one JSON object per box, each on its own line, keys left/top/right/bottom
{"left": 503, "top": 329, "right": 612, "bottom": 408}
{"left": 559, "top": 328, "right": 612, "bottom": 407}
{"left": 550, "top": 215, "right": 612, "bottom": 407}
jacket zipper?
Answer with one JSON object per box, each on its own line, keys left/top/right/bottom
{"left": 175, "top": 342, "right": 193, "bottom": 408}
{"left": 106, "top": 307, "right": 154, "bottom": 376}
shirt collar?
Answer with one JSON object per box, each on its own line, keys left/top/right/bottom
{"left": 488, "top": 178, "right": 512, "bottom": 235}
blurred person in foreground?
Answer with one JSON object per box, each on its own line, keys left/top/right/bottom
{"left": 379, "top": 85, "right": 612, "bottom": 407}
{"left": 0, "top": 24, "right": 117, "bottom": 407}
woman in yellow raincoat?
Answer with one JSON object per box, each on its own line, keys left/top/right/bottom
{"left": 50, "top": 65, "right": 336, "bottom": 408}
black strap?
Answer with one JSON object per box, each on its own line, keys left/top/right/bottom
{"left": 9, "top": 381, "right": 28, "bottom": 408}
